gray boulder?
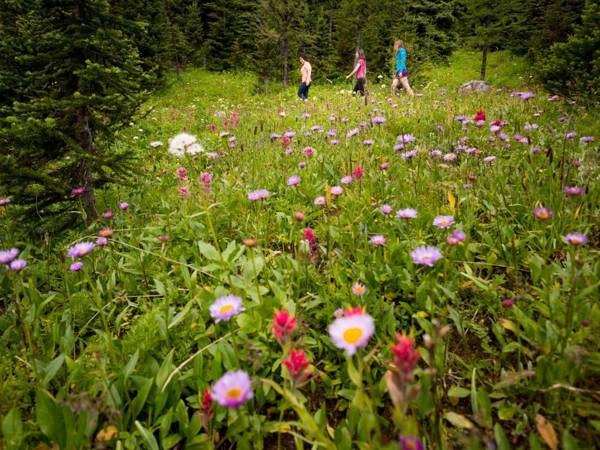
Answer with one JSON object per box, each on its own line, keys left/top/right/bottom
{"left": 458, "top": 80, "right": 491, "bottom": 94}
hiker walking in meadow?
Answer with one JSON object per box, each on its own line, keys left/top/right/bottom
{"left": 391, "top": 39, "right": 414, "bottom": 97}
{"left": 346, "top": 49, "right": 367, "bottom": 96}
{"left": 298, "top": 55, "right": 312, "bottom": 101}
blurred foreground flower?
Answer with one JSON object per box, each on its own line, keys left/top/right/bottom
{"left": 168, "top": 132, "right": 204, "bottom": 157}
{"left": 211, "top": 371, "right": 253, "bottom": 408}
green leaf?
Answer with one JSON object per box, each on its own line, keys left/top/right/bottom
{"left": 155, "top": 350, "right": 174, "bottom": 388}
{"left": 123, "top": 350, "right": 140, "bottom": 380}
{"left": 494, "top": 423, "right": 511, "bottom": 450}
{"left": 131, "top": 378, "right": 153, "bottom": 418}
{"left": 36, "top": 390, "right": 66, "bottom": 447}
{"left": 43, "top": 354, "right": 65, "bottom": 386}
{"left": 198, "top": 241, "right": 221, "bottom": 261}
{"left": 2, "top": 408, "right": 23, "bottom": 449}
{"left": 443, "top": 411, "right": 474, "bottom": 429}
{"left": 448, "top": 386, "right": 470, "bottom": 398}
{"left": 135, "top": 420, "right": 159, "bottom": 450}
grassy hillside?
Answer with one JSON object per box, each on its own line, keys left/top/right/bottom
{"left": 1, "top": 52, "right": 598, "bottom": 449}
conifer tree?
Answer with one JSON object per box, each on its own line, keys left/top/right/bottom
{"left": 0, "top": 0, "right": 152, "bottom": 226}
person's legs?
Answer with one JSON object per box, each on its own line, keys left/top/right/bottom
{"left": 400, "top": 76, "right": 414, "bottom": 96}
{"left": 391, "top": 76, "right": 399, "bottom": 96}
{"left": 356, "top": 78, "right": 365, "bottom": 96}
{"left": 298, "top": 82, "right": 305, "bottom": 100}
{"left": 304, "top": 83, "right": 310, "bottom": 100}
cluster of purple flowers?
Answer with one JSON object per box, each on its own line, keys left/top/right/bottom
{"left": 0, "top": 248, "right": 26, "bottom": 272}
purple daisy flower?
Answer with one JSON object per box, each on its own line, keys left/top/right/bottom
{"left": 340, "top": 176, "right": 352, "bottom": 185}
{"left": 314, "top": 196, "right": 326, "bottom": 206}
{"left": 483, "top": 156, "right": 496, "bottom": 163}
{"left": 371, "top": 116, "right": 386, "bottom": 124}
{"left": 330, "top": 186, "right": 344, "bottom": 196}
{"left": 70, "top": 261, "right": 84, "bottom": 272}
{"left": 270, "top": 133, "right": 281, "bottom": 140}
{"left": 119, "top": 202, "right": 129, "bottom": 210}
{"left": 397, "top": 134, "right": 416, "bottom": 143}
{"left": 96, "top": 237, "right": 108, "bottom": 247}
{"left": 287, "top": 175, "right": 301, "bottom": 186}
{"left": 330, "top": 139, "right": 339, "bottom": 145}
{"left": 410, "top": 246, "right": 443, "bottom": 267}
{"left": 564, "top": 232, "right": 587, "bottom": 246}
{"left": 380, "top": 204, "right": 393, "bottom": 215}
{"left": 9, "top": 259, "right": 27, "bottom": 272}
{"left": 0, "top": 198, "right": 10, "bottom": 206}
{"left": 443, "top": 153, "right": 457, "bottom": 162}
{"left": 533, "top": 207, "right": 553, "bottom": 221}
{"left": 346, "top": 128, "right": 359, "bottom": 138}
{"left": 67, "top": 242, "right": 95, "bottom": 259}
{"left": 447, "top": 230, "right": 466, "bottom": 245}
{"left": 0, "top": 248, "right": 19, "bottom": 265}
{"left": 283, "top": 131, "right": 296, "bottom": 138}
{"left": 433, "top": 215, "right": 454, "bottom": 229}
{"left": 210, "top": 295, "right": 244, "bottom": 322}
{"left": 363, "top": 139, "right": 374, "bottom": 146}
{"left": 248, "top": 189, "right": 270, "bottom": 201}
{"left": 370, "top": 235, "right": 385, "bottom": 247}
{"left": 327, "top": 129, "right": 336, "bottom": 137}
{"left": 311, "top": 125, "right": 322, "bottom": 132}
{"left": 396, "top": 208, "right": 417, "bottom": 219}
{"left": 565, "top": 131, "right": 576, "bottom": 139}
{"left": 580, "top": 136, "right": 594, "bottom": 143}
{"left": 393, "top": 144, "right": 405, "bottom": 152}
{"left": 564, "top": 186, "right": 585, "bottom": 196}
{"left": 430, "top": 149, "right": 442, "bottom": 158}
{"left": 212, "top": 370, "right": 253, "bottom": 408}
{"left": 401, "top": 150, "right": 417, "bottom": 159}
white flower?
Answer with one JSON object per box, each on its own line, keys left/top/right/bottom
{"left": 328, "top": 313, "right": 375, "bottom": 356}
{"left": 168, "top": 133, "right": 204, "bottom": 157}
{"left": 150, "top": 141, "right": 163, "bottom": 148}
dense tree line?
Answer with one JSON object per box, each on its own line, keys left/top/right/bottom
{"left": 0, "top": 0, "right": 595, "bottom": 228}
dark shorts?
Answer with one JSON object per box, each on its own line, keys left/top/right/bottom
{"left": 395, "top": 70, "right": 408, "bottom": 79}
{"left": 298, "top": 82, "right": 311, "bottom": 100}
{"left": 353, "top": 78, "right": 366, "bottom": 95}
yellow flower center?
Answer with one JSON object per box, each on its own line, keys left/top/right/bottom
{"left": 226, "top": 387, "right": 241, "bottom": 399}
{"left": 343, "top": 327, "right": 363, "bottom": 344}
{"left": 79, "top": 248, "right": 87, "bottom": 256}
{"left": 219, "top": 304, "right": 234, "bottom": 314}
{"left": 538, "top": 211, "right": 548, "bottom": 219}
{"left": 355, "top": 286, "right": 364, "bottom": 293}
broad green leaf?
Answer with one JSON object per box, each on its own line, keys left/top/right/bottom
{"left": 135, "top": 420, "right": 159, "bottom": 450}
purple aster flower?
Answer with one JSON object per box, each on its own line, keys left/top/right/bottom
{"left": 70, "top": 261, "right": 84, "bottom": 272}
{"left": 314, "top": 196, "right": 326, "bottom": 206}
{"left": 443, "top": 153, "right": 457, "bottom": 161}
{"left": 396, "top": 208, "right": 417, "bottom": 219}
{"left": 330, "top": 186, "right": 343, "bottom": 196}
{"left": 447, "top": 230, "right": 466, "bottom": 245}
{"left": 298, "top": 161, "right": 306, "bottom": 169}
{"left": 401, "top": 149, "right": 417, "bottom": 159}
{"left": 346, "top": 128, "right": 359, "bottom": 138}
{"left": 301, "top": 112, "right": 311, "bottom": 119}
{"left": 304, "top": 131, "right": 312, "bottom": 137}
{"left": 330, "top": 139, "right": 339, "bottom": 145}
{"left": 248, "top": 189, "right": 270, "bottom": 201}
{"left": 212, "top": 370, "right": 253, "bottom": 408}
{"left": 430, "top": 149, "right": 442, "bottom": 158}
{"left": 397, "top": 134, "right": 416, "bottom": 143}
{"left": 370, "top": 235, "right": 385, "bottom": 246}
{"left": 410, "top": 246, "right": 443, "bottom": 267}
{"left": 454, "top": 115, "right": 466, "bottom": 122}
{"left": 327, "top": 129, "right": 336, "bottom": 137}
{"left": 533, "top": 207, "right": 553, "bottom": 221}
{"left": 363, "top": 139, "right": 374, "bottom": 146}
{"left": 565, "top": 131, "right": 576, "bottom": 139}
{"left": 483, "top": 156, "right": 496, "bottom": 163}
{"left": 341, "top": 117, "right": 349, "bottom": 123}
{"left": 371, "top": 116, "right": 386, "bottom": 124}
{"left": 531, "top": 147, "right": 542, "bottom": 153}
{"left": 580, "top": 136, "right": 594, "bottom": 143}
{"left": 311, "top": 125, "right": 322, "bottom": 132}
{"left": 399, "top": 435, "right": 424, "bottom": 450}
{"left": 0, "top": 248, "right": 19, "bottom": 265}
{"left": 359, "top": 121, "right": 368, "bottom": 128}
{"left": 67, "top": 242, "right": 95, "bottom": 259}
{"left": 380, "top": 162, "right": 389, "bottom": 170}
{"left": 463, "top": 183, "right": 472, "bottom": 189}
{"left": 499, "top": 132, "right": 508, "bottom": 142}
{"left": 103, "top": 210, "right": 113, "bottom": 219}
{"left": 271, "top": 133, "right": 281, "bottom": 140}
{"left": 119, "top": 202, "right": 129, "bottom": 210}
{"left": 210, "top": 295, "right": 244, "bottom": 322}
{"left": 0, "top": 198, "right": 10, "bottom": 206}
{"left": 490, "top": 125, "right": 501, "bottom": 133}
{"left": 380, "top": 204, "right": 393, "bottom": 215}
{"left": 433, "top": 215, "right": 454, "bottom": 229}
{"left": 564, "top": 232, "right": 587, "bottom": 246}
{"left": 564, "top": 186, "right": 585, "bottom": 196}
{"left": 283, "top": 131, "right": 296, "bottom": 138}
{"left": 394, "top": 144, "right": 405, "bottom": 152}
{"left": 96, "top": 237, "right": 108, "bottom": 247}
{"left": 9, "top": 259, "right": 27, "bottom": 272}
{"left": 287, "top": 175, "right": 301, "bottom": 186}
{"left": 340, "top": 176, "right": 352, "bottom": 185}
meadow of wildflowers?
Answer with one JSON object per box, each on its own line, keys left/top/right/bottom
{"left": 0, "top": 55, "right": 599, "bottom": 449}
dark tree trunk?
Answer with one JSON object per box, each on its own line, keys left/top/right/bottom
{"left": 76, "top": 107, "right": 98, "bottom": 224}
{"left": 480, "top": 46, "right": 488, "bottom": 81}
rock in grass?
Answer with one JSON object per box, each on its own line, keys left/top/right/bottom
{"left": 458, "top": 80, "right": 491, "bottom": 94}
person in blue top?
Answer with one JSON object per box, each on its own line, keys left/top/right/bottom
{"left": 391, "top": 39, "right": 414, "bottom": 97}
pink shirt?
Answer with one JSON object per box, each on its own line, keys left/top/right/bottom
{"left": 356, "top": 58, "right": 366, "bottom": 79}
